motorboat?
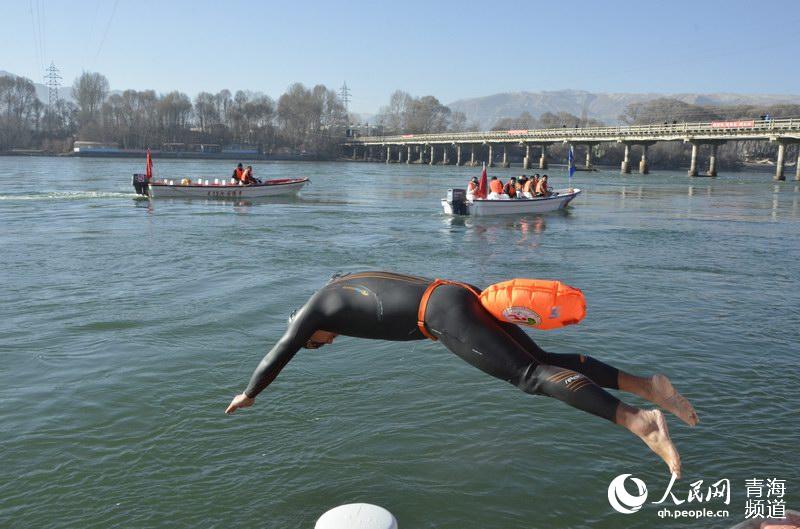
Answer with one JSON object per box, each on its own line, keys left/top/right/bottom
{"left": 132, "top": 174, "right": 308, "bottom": 199}
{"left": 441, "top": 188, "right": 580, "bottom": 216}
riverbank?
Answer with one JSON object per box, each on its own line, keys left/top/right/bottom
{"left": 0, "top": 149, "right": 322, "bottom": 162}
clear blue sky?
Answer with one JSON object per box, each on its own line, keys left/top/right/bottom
{"left": 2, "top": 0, "right": 799, "bottom": 114}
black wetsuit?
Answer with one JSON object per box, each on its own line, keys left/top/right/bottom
{"left": 244, "top": 271, "right": 621, "bottom": 422}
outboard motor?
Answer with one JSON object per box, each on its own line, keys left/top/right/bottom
{"left": 132, "top": 173, "right": 149, "bottom": 196}
{"left": 447, "top": 188, "right": 468, "bottom": 215}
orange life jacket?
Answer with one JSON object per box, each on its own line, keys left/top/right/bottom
{"left": 489, "top": 179, "right": 503, "bottom": 194}
{"left": 233, "top": 168, "right": 244, "bottom": 181}
{"left": 504, "top": 182, "right": 517, "bottom": 198}
{"left": 479, "top": 279, "right": 586, "bottom": 330}
{"left": 535, "top": 179, "right": 548, "bottom": 195}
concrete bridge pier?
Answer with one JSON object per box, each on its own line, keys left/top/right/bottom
{"left": 584, "top": 144, "right": 595, "bottom": 169}
{"left": 707, "top": 144, "right": 719, "bottom": 177}
{"left": 352, "top": 146, "right": 359, "bottom": 160}
{"left": 539, "top": 144, "right": 549, "bottom": 169}
{"left": 456, "top": 144, "right": 463, "bottom": 166}
{"left": 775, "top": 141, "right": 786, "bottom": 181}
{"left": 621, "top": 143, "right": 631, "bottom": 173}
{"left": 442, "top": 145, "right": 449, "bottom": 165}
{"left": 430, "top": 145, "right": 436, "bottom": 165}
{"left": 417, "top": 145, "right": 425, "bottom": 164}
{"left": 407, "top": 145, "right": 412, "bottom": 164}
{"left": 688, "top": 143, "right": 699, "bottom": 176}
{"left": 523, "top": 144, "right": 531, "bottom": 169}
{"left": 469, "top": 145, "right": 477, "bottom": 166}
{"left": 386, "top": 145, "right": 392, "bottom": 164}
{"left": 499, "top": 144, "right": 509, "bottom": 168}
{"left": 706, "top": 141, "right": 725, "bottom": 176}
{"left": 796, "top": 147, "right": 800, "bottom": 181}
{"left": 397, "top": 146, "right": 403, "bottom": 163}
{"left": 639, "top": 144, "right": 649, "bottom": 175}
{"left": 487, "top": 144, "right": 494, "bottom": 167}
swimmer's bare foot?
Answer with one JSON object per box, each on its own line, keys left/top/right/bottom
{"left": 649, "top": 374, "right": 699, "bottom": 427}
{"left": 629, "top": 408, "right": 682, "bottom": 478}
{"left": 617, "top": 405, "right": 681, "bottom": 477}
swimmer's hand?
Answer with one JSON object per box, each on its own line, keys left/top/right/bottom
{"left": 225, "top": 393, "right": 255, "bottom": 414}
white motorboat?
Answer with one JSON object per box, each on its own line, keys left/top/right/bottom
{"left": 132, "top": 174, "right": 308, "bottom": 199}
{"left": 441, "top": 188, "right": 581, "bottom": 216}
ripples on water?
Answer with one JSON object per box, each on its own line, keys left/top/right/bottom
{"left": 0, "top": 156, "right": 798, "bottom": 528}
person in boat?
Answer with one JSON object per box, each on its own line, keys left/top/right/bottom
{"left": 516, "top": 175, "right": 527, "bottom": 196}
{"left": 226, "top": 271, "right": 697, "bottom": 477}
{"left": 467, "top": 176, "right": 479, "bottom": 200}
{"left": 488, "top": 176, "right": 505, "bottom": 199}
{"left": 232, "top": 163, "right": 244, "bottom": 183}
{"left": 503, "top": 177, "right": 518, "bottom": 199}
{"left": 522, "top": 175, "right": 535, "bottom": 199}
{"left": 241, "top": 165, "right": 259, "bottom": 185}
{"left": 535, "top": 174, "right": 549, "bottom": 197}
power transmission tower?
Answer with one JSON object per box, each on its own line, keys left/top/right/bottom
{"left": 44, "top": 62, "right": 62, "bottom": 107}
{"left": 339, "top": 82, "right": 351, "bottom": 112}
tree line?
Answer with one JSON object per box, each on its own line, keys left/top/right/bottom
{"left": 373, "top": 90, "right": 477, "bottom": 134}
{"left": 3, "top": 71, "right": 798, "bottom": 167}
{"left": 0, "top": 71, "right": 349, "bottom": 157}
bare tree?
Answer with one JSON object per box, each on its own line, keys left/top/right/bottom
{"left": 72, "top": 71, "right": 109, "bottom": 135}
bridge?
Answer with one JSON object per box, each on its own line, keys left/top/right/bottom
{"left": 343, "top": 118, "right": 800, "bottom": 180}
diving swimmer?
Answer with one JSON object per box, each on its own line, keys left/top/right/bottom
{"left": 226, "top": 271, "right": 698, "bottom": 477}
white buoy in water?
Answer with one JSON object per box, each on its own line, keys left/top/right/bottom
{"left": 315, "top": 503, "right": 397, "bottom": 529}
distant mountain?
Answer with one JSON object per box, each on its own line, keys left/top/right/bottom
{"left": 0, "top": 69, "right": 74, "bottom": 103}
{"left": 447, "top": 89, "right": 800, "bottom": 128}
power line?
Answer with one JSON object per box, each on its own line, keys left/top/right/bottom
{"left": 39, "top": 0, "right": 46, "bottom": 72}
{"left": 29, "top": 0, "right": 43, "bottom": 73}
{"left": 94, "top": 0, "right": 120, "bottom": 64}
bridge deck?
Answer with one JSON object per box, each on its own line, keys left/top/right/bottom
{"left": 345, "top": 118, "right": 800, "bottom": 145}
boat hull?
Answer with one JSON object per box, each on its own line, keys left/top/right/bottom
{"left": 135, "top": 177, "right": 308, "bottom": 198}
{"left": 441, "top": 188, "right": 580, "bottom": 216}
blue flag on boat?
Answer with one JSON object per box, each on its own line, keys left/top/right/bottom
{"left": 568, "top": 145, "right": 576, "bottom": 179}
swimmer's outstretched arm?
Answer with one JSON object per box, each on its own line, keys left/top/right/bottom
{"left": 225, "top": 305, "right": 322, "bottom": 414}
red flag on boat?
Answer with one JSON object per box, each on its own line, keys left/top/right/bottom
{"left": 145, "top": 149, "right": 153, "bottom": 180}
{"left": 477, "top": 162, "right": 487, "bottom": 198}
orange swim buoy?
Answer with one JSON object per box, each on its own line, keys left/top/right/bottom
{"left": 479, "top": 279, "right": 586, "bottom": 330}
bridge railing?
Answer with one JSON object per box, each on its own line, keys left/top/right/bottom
{"left": 346, "top": 117, "right": 800, "bottom": 144}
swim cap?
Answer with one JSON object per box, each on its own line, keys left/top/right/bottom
{"left": 479, "top": 279, "right": 586, "bottom": 330}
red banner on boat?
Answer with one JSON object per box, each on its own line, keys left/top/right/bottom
{"left": 710, "top": 120, "right": 755, "bottom": 128}
{"left": 506, "top": 129, "right": 528, "bottom": 135}
{"left": 477, "top": 164, "right": 488, "bottom": 199}
{"left": 145, "top": 149, "right": 153, "bottom": 180}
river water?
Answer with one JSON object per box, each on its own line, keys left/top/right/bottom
{"left": 1, "top": 156, "right": 798, "bottom": 529}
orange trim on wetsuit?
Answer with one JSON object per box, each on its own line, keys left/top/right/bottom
{"left": 417, "top": 279, "right": 480, "bottom": 340}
